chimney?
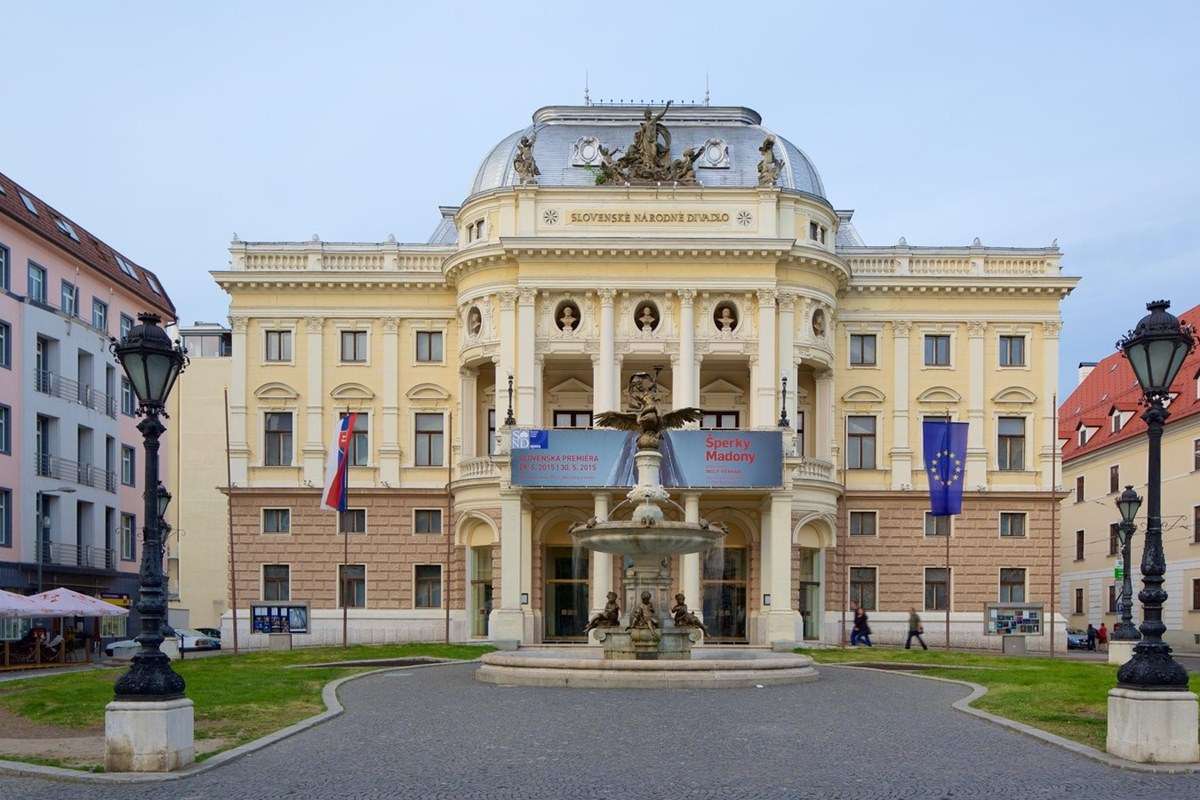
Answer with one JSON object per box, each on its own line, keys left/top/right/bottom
{"left": 1078, "top": 361, "right": 1098, "bottom": 385}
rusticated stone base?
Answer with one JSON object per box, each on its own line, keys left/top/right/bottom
{"left": 1107, "top": 688, "right": 1200, "bottom": 763}
{"left": 105, "top": 698, "right": 195, "bottom": 772}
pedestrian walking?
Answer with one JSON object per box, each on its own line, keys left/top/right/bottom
{"left": 905, "top": 608, "right": 928, "bottom": 650}
{"left": 852, "top": 606, "right": 873, "bottom": 647}
{"left": 1086, "top": 623, "right": 1097, "bottom": 651}
{"left": 1097, "top": 622, "right": 1108, "bottom": 649}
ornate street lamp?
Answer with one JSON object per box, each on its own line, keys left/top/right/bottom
{"left": 1115, "top": 300, "right": 1195, "bottom": 689}
{"left": 1112, "top": 486, "right": 1142, "bottom": 642}
{"left": 110, "top": 313, "right": 188, "bottom": 700}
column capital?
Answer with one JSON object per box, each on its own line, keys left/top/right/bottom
{"left": 756, "top": 288, "right": 778, "bottom": 306}
{"left": 777, "top": 291, "right": 797, "bottom": 311}
{"left": 966, "top": 320, "right": 988, "bottom": 338}
{"left": 892, "top": 319, "right": 912, "bottom": 337}
{"left": 229, "top": 315, "right": 250, "bottom": 333}
{"left": 459, "top": 366, "right": 478, "bottom": 378}
{"left": 381, "top": 316, "right": 401, "bottom": 334}
{"left": 517, "top": 288, "right": 538, "bottom": 306}
{"left": 1042, "top": 320, "right": 1062, "bottom": 339}
{"left": 499, "top": 289, "right": 519, "bottom": 310}
{"left": 597, "top": 287, "right": 616, "bottom": 305}
{"left": 676, "top": 288, "right": 697, "bottom": 306}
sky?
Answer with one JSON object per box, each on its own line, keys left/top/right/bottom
{"left": 2, "top": 2, "right": 1198, "bottom": 396}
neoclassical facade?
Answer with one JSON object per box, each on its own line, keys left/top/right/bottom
{"left": 207, "top": 103, "right": 1078, "bottom": 649}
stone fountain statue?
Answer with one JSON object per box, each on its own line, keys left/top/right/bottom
{"left": 573, "top": 372, "right": 726, "bottom": 660}
{"left": 583, "top": 592, "right": 621, "bottom": 634}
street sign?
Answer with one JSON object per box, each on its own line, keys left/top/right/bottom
{"left": 1114, "top": 560, "right": 1124, "bottom": 580}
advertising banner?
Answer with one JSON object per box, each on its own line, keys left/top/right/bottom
{"left": 509, "top": 428, "right": 783, "bottom": 488}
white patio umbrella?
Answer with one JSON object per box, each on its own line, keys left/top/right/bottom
{"left": 25, "top": 588, "right": 129, "bottom": 617}
{"left": 0, "top": 589, "right": 42, "bottom": 618}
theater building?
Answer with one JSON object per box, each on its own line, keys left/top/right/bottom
{"left": 210, "top": 102, "right": 1077, "bottom": 649}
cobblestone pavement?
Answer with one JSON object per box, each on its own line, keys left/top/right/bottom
{"left": 2, "top": 662, "right": 1200, "bottom": 799}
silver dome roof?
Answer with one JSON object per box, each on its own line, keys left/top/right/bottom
{"left": 468, "top": 104, "right": 826, "bottom": 199}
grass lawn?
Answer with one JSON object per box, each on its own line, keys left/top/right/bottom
{"left": 0, "top": 642, "right": 492, "bottom": 766}
{"left": 798, "top": 646, "right": 1200, "bottom": 751}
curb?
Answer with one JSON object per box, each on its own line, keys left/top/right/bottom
{"left": 825, "top": 664, "right": 1200, "bottom": 774}
{"left": 0, "top": 659, "right": 477, "bottom": 784}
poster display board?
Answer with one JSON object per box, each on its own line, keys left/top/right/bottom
{"left": 251, "top": 603, "right": 310, "bottom": 634}
{"left": 984, "top": 603, "right": 1044, "bottom": 636}
{"left": 509, "top": 428, "right": 783, "bottom": 488}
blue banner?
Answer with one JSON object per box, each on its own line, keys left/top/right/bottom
{"left": 510, "top": 429, "right": 783, "bottom": 488}
{"left": 922, "top": 420, "right": 969, "bottom": 515}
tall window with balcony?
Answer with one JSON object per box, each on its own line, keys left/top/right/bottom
{"left": 263, "top": 413, "right": 293, "bottom": 466}
{"left": 119, "top": 313, "right": 134, "bottom": 341}
{"left": 120, "top": 513, "right": 136, "bottom": 561}
{"left": 0, "top": 320, "right": 9, "bottom": 369}
{"left": 998, "top": 335, "right": 1025, "bottom": 367}
{"left": 264, "top": 330, "right": 291, "bottom": 362}
{"left": 414, "top": 413, "right": 444, "bottom": 467}
{"left": 416, "top": 331, "right": 443, "bottom": 363}
{"left": 340, "top": 330, "right": 368, "bottom": 363}
{"left": 60, "top": 281, "right": 78, "bottom": 317}
{"left": 120, "top": 377, "right": 136, "bottom": 416}
{"left": 0, "top": 243, "right": 8, "bottom": 290}
{"left": 339, "top": 412, "right": 369, "bottom": 466}
{"left": 846, "top": 416, "right": 877, "bottom": 470}
{"left": 27, "top": 262, "right": 47, "bottom": 304}
{"left": 120, "top": 445, "right": 135, "bottom": 487}
{"left": 92, "top": 299, "right": 108, "bottom": 332}
{"left": 0, "top": 489, "right": 10, "bottom": 547}
{"left": 997, "top": 417, "right": 1025, "bottom": 471}
{"left": 0, "top": 404, "right": 9, "bottom": 455}
{"left": 849, "top": 333, "right": 876, "bottom": 366}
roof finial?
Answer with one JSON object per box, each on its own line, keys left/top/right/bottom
{"left": 705, "top": 72, "right": 710, "bottom": 106}
{"left": 584, "top": 69, "right": 590, "bottom": 105}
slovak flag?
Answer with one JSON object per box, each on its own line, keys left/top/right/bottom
{"left": 321, "top": 413, "right": 357, "bottom": 512}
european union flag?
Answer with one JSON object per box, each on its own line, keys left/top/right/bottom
{"left": 922, "top": 419, "right": 969, "bottom": 516}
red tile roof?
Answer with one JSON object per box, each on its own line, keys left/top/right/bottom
{"left": 1059, "top": 303, "right": 1200, "bottom": 462}
{"left": 0, "top": 170, "right": 176, "bottom": 319}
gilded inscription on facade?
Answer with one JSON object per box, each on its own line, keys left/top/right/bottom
{"left": 564, "top": 210, "right": 736, "bottom": 225}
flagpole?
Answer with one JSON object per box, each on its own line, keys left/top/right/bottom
{"left": 343, "top": 407, "right": 350, "bottom": 649}
{"left": 1050, "top": 392, "right": 1057, "bottom": 659}
{"left": 223, "top": 388, "right": 239, "bottom": 655}
{"left": 945, "top": 507, "right": 951, "bottom": 650}
{"left": 444, "top": 411, "right": 453, "bottom": 645}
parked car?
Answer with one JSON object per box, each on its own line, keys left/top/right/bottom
{"left": 104, "top": 627, "right": 221, "bottom": 657}
{"left": 1066, "top": 629, "right": 1089, "bottom": 650}
{"left": 194, "top": 627, "right": 222, "bottom": 640}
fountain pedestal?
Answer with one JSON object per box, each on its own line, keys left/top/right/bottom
{"left": 596, "top": 626, "right": 700, "bottom": 660}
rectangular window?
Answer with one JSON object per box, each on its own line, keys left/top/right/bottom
{"left": 264, "top": 330, "right": 292, "bottom": 362}
{"left": 1109, "top": 523, "right": 1120, "bottom": 556}
{"left": 1195, "top": 439, "right": 1200, "bottom": 472}
{"left": 796, "top": 410, "right": 805, "bottom": 457}
{"left": 997, "top": 417, "right": 1025, "bottom": 471}
{"left": 414, "top": 509, "right": 443, "bottom": 534}
{"left": 1193, "top": 505, "right": 1199, "bottom": 545}
{"left": 925, "top": 567, "right": 950, "bottom": 611}
{"left": 340, "top": 412, "right": 369, "bottom": 466}
{"left": 414, "top": 413, "right": 444, "bottom": 467}
{"left": 120, "top": 313, "right": 134, "bottom": 341}
{"left": 487, "top": 408, "right": 497, "bottom": 456}
{"left": 92, "top": 299, "right": 108, "bottom": 332}
{"left": 553, "top": 410, "right": 592, "bottom": 429}
{"left": 19, "top": 192, "right": 37, "bottom": 215}
{"left": 849, "top": 567, "right": 876, "bottom": 611}
{"left": 416, "top": 331, "right": 443, "bottom": 363}
{"left": 849, "top": 510, "right": 877, "bottom": 536}
{"left": 60, "top": 281, "right": 78, "bottom": 316}
{"left": 0, "top": 243, "right": 8, "bottom": 290}
{"left": 262, "top": 508, "right": 291, "bottom": 534}
{"left": 1107, "top": 584, "right": 1117, "bottom": 614}
{"left": 120, "top": 445, "right": 136, "bottom": 486}
{"left": 27, "top": 262, "right": 47, "bottom": 304}
{"left": 999, "top": 335, "right": 1026, "bottom": 367}
{"left": 0, "top": 320, "right": 8, "bottom": 369}
{"left": 924, "top": 334, "right": 951, "bottom": 366}
{"left": 121, "top": 377, "right": 136, "bottom": 416}
{"left": 1109, "top": 465, "right": 1120, "bottom": 495}
{"left": 340, "top": 330, "right": 367, "bottom": 362}
{"left": 1076, "top": 475, "right": 1085, "bottom": 503}
{"left": 264, "top": 412, "right": 293, "bottom": 466}
{"left": 1000, "top": 568, "right": 1026, "bottom": 603}
{"left": 263, "top": 565, "right": 290, "bottom": 601}
{"left": 999, "top": 512, "right": 1026, "bottom": 538}
{"left": 115, "top": 254, "right": 139, "bottom": 280}
{"left": 120, "top": 513, "right": 136, "bottom": 560}
{"left": 701, "top": 411, "right": 739, "bottom": 430}
{"left": 849, "top": 334, "right": 876, "bottom": 366}
{"left": 924, "top": 513, "right": 950, "bottom": 537}
{"left": 0, "top": 488, "right": 10, "bottom": 547}
{"left": 339, "top": 565, "right": 366, "bottom": 608}
{"left": 0, "top": 405, "right": 9, "bottom": 455}
{"left": 1074, "top": 587, "right": 1084, "bottom": 615}
{"left": 846, "top": 416, "right": 877, "bottom": 470}
{"left": 415, "top": 565, "right": 442, "bottom": 608}
{"left": 338, "top": 508, "right": 366, "bottom": 534}
{"left": 1193, "top": 578, "right": 1200, "bottom": 611}
{"left": 100, "top": 615, "right": 126, "bottom": 638}
{"left": 1075, "top": 530, "right": 1085, "bottom": 560}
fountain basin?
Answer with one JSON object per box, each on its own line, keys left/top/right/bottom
{"left": 475, "top": 647, "right": 818, "bottom": 689}
{"left": 570, "top": 521, "right": 725, "bottom": 557}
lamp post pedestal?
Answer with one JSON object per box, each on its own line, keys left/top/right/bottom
{"left": 1107, "top": 641, "right": 1136, "bottom": 666}
{"left": 1107, "top": 688, "right": 1199, "bottom": 764}
{"left": 104, "top": 698, "right": 194, "bottom": 772}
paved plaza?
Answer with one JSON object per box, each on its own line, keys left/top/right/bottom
{"left": 2, "top": 662, "right": 1199, "bottom": 799}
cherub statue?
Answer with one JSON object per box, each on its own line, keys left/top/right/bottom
{"left": 669, "top": 145, "right": 703, "bottom": 185}
{"left": 627, "top": 590, "right": 660, "bottom": 637}
{"left": 671, "top": 593, "right": 708, "bottom": 636}
{"left": 757, "top": 134, "right": 781, "bottom": 187}
{"left": 594, "top": 372, "right": 703, "bottom": 450}
{"left": 583, "top": 592, "right": 621, "bottom": 633}
{"left": 513, "top": 132, "right": 540, "bottom": 185}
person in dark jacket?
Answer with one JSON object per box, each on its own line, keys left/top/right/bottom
{"left": 905, "top": 608, "right": 928, "bottom": 650}
{"left": 1086, "top": 624, "right": 1098, "bottom": 651}
{"left": 852, "top": 607, "right": 873, "bottom": 647}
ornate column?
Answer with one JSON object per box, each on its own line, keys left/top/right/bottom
{"left": 533, "top": 354, "right": 545, "bottom": 427}
{"left": 302, "top": 317, "right": 327, "bottom": 485}
{"left": 227, "top": 315, "right": 249, "bottom": 483}
{"left": 754, "top": 289, "right": 777, "bottom": 427}
{"left": 612, "top": 354, "right": 625, "bottom": 410}
{"left": 380, "top": 317, "right": 401, "bottom": 485}
{"left": 459, "top": 367, "right": 478, "bottom": 459}
{"left": 490, "top": 490, "right": 525, "bottom": 643}
{"left": 681, "top": 493, "right": 702, "bottom": 620}
{"left": 763, "top": 492, "right": 798, "bottom": 645}
{"left": 890, "top": 320, "right": 912, "bottom": 489}
{"left": 589, "top": 493, "right": 612, "bottom": 627}
{"left": 965, "top": 320, "right": 988, "bottom": 489}
{"left": 1039, "top": 321, "right": 1062, "bottom": 489}
{"left": 497, "top": 290, "right": 517, "bottom": 422}
{"left": 516, "top": 289, "right": 537, "bottom": 425}
{"left": 777, "top": 292, "right": 797, "bottom": 432}
{"left": 597, "top": 289, "right": 616, "bottom": 413}
{"left": 815, "top": 369, "right": 835, "bottom": 466}
{"left": 677, "top": 289, "right": 696, "bottom": 408}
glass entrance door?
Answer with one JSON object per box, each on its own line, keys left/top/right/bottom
{"left": 798, "top": 582, "right": 820, "bottom": 640}
{"left": 544, "top": 546, "right": 589, "bottom": 641}
{"left": 702, "top": 547, "right": 748, "bottom": 642}
{"left": 470, "top": 546, "right": 493, "bottom": 638}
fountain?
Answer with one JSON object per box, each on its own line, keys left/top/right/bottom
{"left": 475, "top": 373, "right": 817, "bottom": 688}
